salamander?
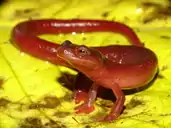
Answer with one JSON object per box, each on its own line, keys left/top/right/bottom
{"left": 11, "top": 19, "right": 158, "bottom": 121}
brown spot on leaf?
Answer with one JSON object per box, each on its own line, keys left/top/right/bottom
{"left": 28, "top": 103, "right": 44, "bottom": 109}
{"left": 150, "top": 119, "right": 158, "bottom": 123}
{"left": 141, "top": 2, "right": 171, "bottom": 23}
{"left": 54, "top": 111, "right": 71, "bottom": 118}
{"left": 97, "top": 99, "right": 113, "bottom": 108}
{"left": 13, "top": 8, "right": 40, "bottom": 19}
{"left": 102, "top": 12, "right": 109, "bottom": 17}
{"left": 0, "top": 78, "right": 4, "bottom": 88}
{"left": 60, "top": 93, "right": 73, "bottom": 102}
{"left": 0, "top": 98, "right": 10, "bottom": 107}
{"left": 160, "top": 35, "right": 171, "bottom": 39}
{"left": 82, "top": 37, "right": 87, "bottom": 41}
{"left": 85, "top": 125, "right": 91, "bottom": 128}
{"left": 29, "top": 96, "right": 60, "bottom": 109}
{"left": 44, "top": 120, "right": 67, "bottom": 128}
{"left": 123, "top": 16, "right": 130, "bottom": 22}
{"left": 15, "top": 9, "right": 34, "bottom": 15}
{"left": 161, "top": 65, "right": 169, "bottom": 71}
{"left": 20, "top": 117, "right": 43, "bottom": 128}
{"left": 126, "top": 98, "right": 144, "bottom": 109}
{"left": 43, "top": 96, "right": 61, "bottom": 109}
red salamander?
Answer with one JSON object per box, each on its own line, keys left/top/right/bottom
{"left": 11, "top": 19, "right": 158, "bottom": 122}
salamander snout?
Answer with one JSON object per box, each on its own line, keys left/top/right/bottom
{"left": 57, "top": 40, "right": 75, "bottom": 59}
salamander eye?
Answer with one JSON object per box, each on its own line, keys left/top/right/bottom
{"left": 77, "top": 46, "right": 90, "bottom": 56}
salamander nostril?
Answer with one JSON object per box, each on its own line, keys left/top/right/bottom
{"left": 62, "top": 40, "right": 72, "bottom": 48}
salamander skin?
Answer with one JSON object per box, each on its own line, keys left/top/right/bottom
{"left": 57, "top": 40, "right": 158, "bottom": 122}
{"left": 11, "top": 19, "right": 158, "bottom": 122}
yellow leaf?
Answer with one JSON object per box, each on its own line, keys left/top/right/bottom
{"left": 0, "top": 0, "right": 171, "bottom": 127}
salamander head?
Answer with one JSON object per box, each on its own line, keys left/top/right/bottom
{"left": 57, "top": 40, "right": 105, "bottom": 71}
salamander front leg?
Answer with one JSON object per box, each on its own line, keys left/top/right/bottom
{"left": 74, "top": 83, "right": 98, "bottom": 114}
{"left": 99, "top": 83, "right": 125, "bottom": 122}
